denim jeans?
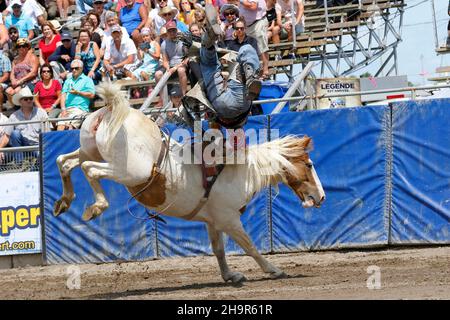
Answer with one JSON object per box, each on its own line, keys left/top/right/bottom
{"left": 8, "top": 130, "right": 38, "bottom": 163}
{"left": 200, "top": 44, "right": 259, "bottom": 119}
{"left": 76, "top": 0, "right": 93, "bottom": 14}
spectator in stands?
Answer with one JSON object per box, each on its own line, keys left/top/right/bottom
{"left": 101, "top": 12, "right": 130, "bottom": 54}
{"left": 57, "top": 0, "right": 76, "bottom": 19}
{"left": 5, "top": 38, "right": 39, "bottom": 101}
{"left": 33, "top": 63, "right": 62, "bottom": 118}
{"left": 6, "top": 86, "right": 49, "bottom": 164}
{"left": 75, "top": 0, "right": 95, "bottom": 15}
{"left": 119, "top": 0, "right": 149, "bottom": 45}
{"left": 81, "top": 17, "right": 103, "bottom": 48}
{"left": 57, "top": 60, "right": 95, "bottom": 130}
{"left": 114, "top": 0, "right": 144, "bottom": 13}
{"left": 5, "top": 0, "right": 46, "bottom": 30}
{"left": 92, "top": 0, "right": 109, "bottom": 28}
{"left": 189, "top": 22, "right": 202, "bottom": 40}
{"left": 3, "top": 26, "right": 20, "bottom": 62}
{"left": 179, "top": 0, "right": 197, "bottom": 26}
{"left": 43, "top": 0, "right": 59, "bottom": 19}
{"left": 0, "top": 52, "right": 11, "bottom": 112}
{"left": 48, "top": 30, "right": 76, "bottom": 77}
{"left": 226, "top": 19, "right": 259, "bottom": 55}
{"left": 155, "top": 20, "right": 188, "bottom": 95}
{"left": 220, "top": 4, "right": 239, "bottom": 48}
{"left": 193, "top": 8, "right": 206, "bottom": 30}
{"left": 4, "top": 3, "right": 35, "bottom": 40}
{"left": 147, "top": 0, "right": 177, "bottom": 36}
{"left": 127, "top": 27, "right": 160, "bottom": 80}
{"left": 239, "top": 0, "right": 270, "bottom": 79}
{"left": 38, "top": 21, "right": 62, "bottom": 65}
{"left": 0, "top": 110, "right": 10, "bottom": 163}
{"left": 86, "top": 11, "right": 105, "bottom": 40}
{"left": 266, "top": 0, "right": 281, "bottom": 44}
{"left": 75, "top": 29, "right": 102, "bottom": 84}
{"left": 102, "top": 25, "right": 137, "bottom": 80}
{"left": 158, "top": 5, "right": 189, "bottom": 33}
{"left": 0, "top": 21, "right": 8, "bottom": 49}
{"left": 278, "top": 0, "right": 304, "bottom": 41}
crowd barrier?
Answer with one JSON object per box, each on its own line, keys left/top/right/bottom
{"left": 41, "top": 99, "right": 450, "bottom": 264}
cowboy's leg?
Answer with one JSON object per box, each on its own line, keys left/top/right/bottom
{"left": 237, "top": 45, "right": 262, "bottom": 101}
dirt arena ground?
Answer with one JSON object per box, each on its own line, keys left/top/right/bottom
{"left": 0, "top": 246, "right": 448, "bottom": 300}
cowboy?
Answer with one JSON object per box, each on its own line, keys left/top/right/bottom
{"left": 185, "top": 3, "right": 262, "bottom": 128}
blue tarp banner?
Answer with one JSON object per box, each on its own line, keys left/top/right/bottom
{"left": 390, "top": 99, "right": 450, "bottom": 244}
{"left": 42, "top": 131, "right": 157, "bottom": 264}
{"left": 269, "top": 106, "right": 390, "bottom": 251}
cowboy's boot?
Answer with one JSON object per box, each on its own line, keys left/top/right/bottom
{"left": 242, "top": 64, "right": 262, "bottom": 101}
{"left": 202, "top": 3, "right": 223, "bottom": 48}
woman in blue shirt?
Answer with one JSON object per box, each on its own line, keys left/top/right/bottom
{"left": 119, "top": 0, "right": 148, "bottom": 45}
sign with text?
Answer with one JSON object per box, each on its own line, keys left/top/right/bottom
{"left": 0, "top": 172, "right": 41, "bottom": 256}
{"left": 316, "top": 78, "right": 361, "bottom": 109}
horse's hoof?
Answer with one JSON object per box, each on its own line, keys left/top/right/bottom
{"left": 224, "top": 272, "right": 247, "bottom": 284}
{"left": 270, "top": 270, "right": 288, "bottom": 279}
{"left": 54, "top": 199, "right": 69, "bottom": 216}
{"left": 82, "top": 205, "right": 104, "bottom": 221}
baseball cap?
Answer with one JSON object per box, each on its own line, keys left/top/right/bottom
{"left": 8, "top": 25, "right": 18, "bottom": 32}
{"left": 165, "top": 20, "right": 177, "bottom": 31}
{"left": 93, "top": 0, "right": 105, "bottom": 3}
{"left": 169, "top": 85, "right": 182, "bottom": 97}
{"left": 61, "top": 31, "right": 73, "bottom": 41}
{"left": 12, "top": 3, "right": 22, "bottom": 9}
{"left": 110, "top": 24, "right": 122, "bottom": 33}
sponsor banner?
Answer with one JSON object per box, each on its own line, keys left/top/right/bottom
{"left": 316, "top": 78, "right": 361, "bottom": 109}
{"left": 0, "top": 172, "right": 41, "bottom": 256}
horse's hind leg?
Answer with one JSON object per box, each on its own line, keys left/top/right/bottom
{"left": 80, "top": 161, "right": 114, "bottom": 221}
{"left": 207, "top": 223, "right": 247, "bottom": 283}
{"left": 54, "top": 149, "right": 80, "bottom": 216}
{"left": 219, "top": 211, "right": 287, "bottom": 280}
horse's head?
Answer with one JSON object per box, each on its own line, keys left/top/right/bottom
{"left": 284, "top": 137, "right": 325, "bottom": 209}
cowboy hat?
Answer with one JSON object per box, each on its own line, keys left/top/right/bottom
{"left": 12, "top": 86, "right": 36, "bottom": 106}
{"left": 158, "top": 6, "right": 178, "bottom": 18}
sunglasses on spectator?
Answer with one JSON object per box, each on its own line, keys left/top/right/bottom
{"left": 22, "top": 97, "right": 33, "bottom": 101}
{"left": 9, "top": 31, "right": 18, "bottom": 34}
{"left": 158, "top": 0, "right": 167, "bottom": 2}
{"left": 235, "top": 27, "right": 245, "bottom": 30}
{"left": 17, "top": 45, "right": 29, "bottom": 48}
{"left": 224, "top": 12, "right": 235, "bottom": 16}
{"left": 162, "top": 13, "right": 172, "bottom": 17}
{"left": 71, "top": 67, "right": 81, "bottom": 71}
{"left": 42, "top": 70, "right": 51, "bottom": 74}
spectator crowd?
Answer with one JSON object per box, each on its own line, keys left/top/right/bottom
{"left": 0, "top": 0, "right": 306, "bottom": 167}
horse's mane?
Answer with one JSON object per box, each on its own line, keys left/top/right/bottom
{"left": 96, "top": 81, "right": 131, "bottom": 151}
{"left": 246, "top": 135, "right": 312, "bottom": 194}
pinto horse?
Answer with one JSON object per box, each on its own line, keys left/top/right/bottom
{"left": 53, "top": 82, "right": 325, "bottom": 283}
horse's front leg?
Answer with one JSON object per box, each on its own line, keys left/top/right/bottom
{"left": 80, "top": 161, "right": 114, "bottom": 221}
{"left": 207, "top": 223, "right": 247, "bottom": 284}
{"left": 215, "top": 209, "right": 287, "bottom": 280}
{"left": 54, "top": 149, "right": 80, "bottom": 216}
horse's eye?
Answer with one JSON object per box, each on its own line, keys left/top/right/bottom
{"left": 305, "top": 163, "right": 313, "bottom": 169}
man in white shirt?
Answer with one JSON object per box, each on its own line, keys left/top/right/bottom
{"left": 4, "top": 0, "right": 46, "bottom": 29}
{"left": 103, "top": 25, "right": 137, "bottom": 79}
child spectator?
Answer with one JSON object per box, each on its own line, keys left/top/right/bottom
{"left": 127, "top": 28, "right": 160, "bottom": 81}
{"left": 75, "top": 29, "right": 102, "bottom": 84}
{"left": 33, "top": 63, "right": 62, "bottom": 118}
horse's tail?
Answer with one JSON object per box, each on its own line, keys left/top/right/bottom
{"left": 96, "top": 81, "right": 130, "bottom": 150}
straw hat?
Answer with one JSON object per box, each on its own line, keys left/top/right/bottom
{"left": 158, "top": 6, "right": 178, "bottom": 18}
{"left": 49, "top": 20, "right": 62, "bottom": 31}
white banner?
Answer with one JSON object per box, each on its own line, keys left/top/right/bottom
{"left": 316, "top": 78, "right": 362, "bottom": 109}
{"left": 0, "top": 172, "right": 41, "bottom": 256}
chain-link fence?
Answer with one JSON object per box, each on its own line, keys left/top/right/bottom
{"left": 0, "top": 147, "right": 40, "bottom": 173}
